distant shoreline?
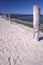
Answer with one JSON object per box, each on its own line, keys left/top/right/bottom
{"left": 11, "top": 18, "right": 43, "bottom": 32}
{"left": 10, "top": 14, "right": 43, "bottom": 24}
{"left": 0, "top": 14, "right": 43, "bottom": 23}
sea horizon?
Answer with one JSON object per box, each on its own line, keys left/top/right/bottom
{"left": 10, "top": 14, "right": 43, "bottom": 24}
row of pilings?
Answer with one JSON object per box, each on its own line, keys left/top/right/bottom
{"left": 1, "top": 5, "right": 40, "bottom": 41}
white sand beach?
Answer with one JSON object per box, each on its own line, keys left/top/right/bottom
{"left": 0, "top": 17, "right": 43, "bottom": 65}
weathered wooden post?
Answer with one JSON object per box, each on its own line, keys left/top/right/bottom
{"left": 4, "top": 14, "right": 6, "bottom": 19}
{"left": 2, "top": 13, "right": 4, "bottom": 18}
{"left": 9, "top": 13, "right": 10, "bottom": 22}
{"left": 33, "top": 5, "right": 40, "bottom": 41}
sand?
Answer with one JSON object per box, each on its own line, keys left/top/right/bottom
{"left": 0, "top": 17, "right": 43, "bottom": 65}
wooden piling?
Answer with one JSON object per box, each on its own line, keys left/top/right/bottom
{"left": 33, "top": 5, "right": 40, "bottom": 41}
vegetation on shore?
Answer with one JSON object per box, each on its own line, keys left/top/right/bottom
{"left": 11, "top": 18, "right": 43, "bottom": 32}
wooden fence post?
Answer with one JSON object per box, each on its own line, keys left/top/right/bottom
{"left": 33, "top": 5, "right": 40, "bottom": 41}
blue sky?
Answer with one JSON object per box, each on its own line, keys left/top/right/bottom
{"left": 0, "top": 0, "right": 43, "bottom": 14}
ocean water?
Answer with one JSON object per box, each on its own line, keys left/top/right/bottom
{"left": 10, "top": 15, "right": 43, "bottom": 24}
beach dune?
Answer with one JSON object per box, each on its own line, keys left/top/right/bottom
{"left": 0, "top": 17, "right": 43, "bottom": 65}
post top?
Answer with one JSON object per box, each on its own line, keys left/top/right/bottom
{"left": 33, "top": 5, "right": 40, "bottom": 8}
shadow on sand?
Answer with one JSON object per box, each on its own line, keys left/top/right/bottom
{"left": 39, "top": 36, "right": 43, "bottom": 41}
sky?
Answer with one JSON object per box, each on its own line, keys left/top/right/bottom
{"left": 0, "top": 0, "right": 43, "bottom": 14}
